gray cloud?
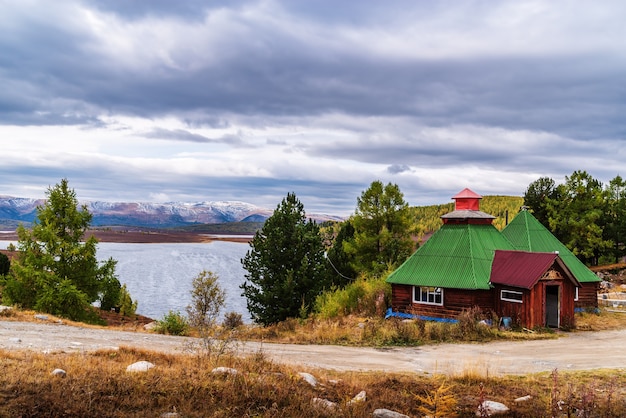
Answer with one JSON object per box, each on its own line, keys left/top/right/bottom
{"left": 143, "top": 128, "right": 244, "bottom": 145}
{"left": 1, "top": 1, "right": 626, "bottom": 214}
{"left": 387, "top": 164, "right": 411, "bottom": 174}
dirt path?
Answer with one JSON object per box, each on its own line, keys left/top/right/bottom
{"left": 2, "top": 319, "right": 625, "bottom": 375}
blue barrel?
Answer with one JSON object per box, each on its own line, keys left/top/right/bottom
{"left": 500, "top": 317, "right": 512, "bottom": 329}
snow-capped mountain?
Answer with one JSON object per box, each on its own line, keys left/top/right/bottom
{"left": 0, "top": 196, "right": 343, "bottom": 228}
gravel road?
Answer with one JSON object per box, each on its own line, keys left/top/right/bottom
{"left": 2, "top": 319, "right": 626, "bottom": 376}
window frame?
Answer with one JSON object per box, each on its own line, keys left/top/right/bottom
{"left": 413, "top": 286, "right": 444, "bottom": 306}
{"left": 500, "top": 289, "right": 523, "bottom": 304}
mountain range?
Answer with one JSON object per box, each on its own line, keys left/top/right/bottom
{"left": 0, "top": 196, "right": 344, "bottom": 229}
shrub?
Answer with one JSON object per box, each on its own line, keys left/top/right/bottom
{"left": 223, "top": 311, "right": 244, "bottom": 329}
{"left": 186, "top": 270, "right": 225, "bottom": 333}
{"left": 314, "top": 274, "right": 391, "bottom": 319}
{"left": 98, "top": 275, "right": 121, "bottom": 312}
{"left": 155, "top": 310, "right": 189, "bottom": 336}
{"left": 118, "top": 284, "right": 138, "bottom": 316}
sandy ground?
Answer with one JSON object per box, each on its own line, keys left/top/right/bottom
{"left": 2, "top": 319, "right": 626, "bottom": 376}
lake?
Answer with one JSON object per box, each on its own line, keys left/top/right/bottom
{"left": 0, "top": 241, "right": 252, "bottom": 322}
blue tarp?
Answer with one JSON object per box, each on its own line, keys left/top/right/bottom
{"left": 385, "top": 308, "right": 458, "bottom": 323}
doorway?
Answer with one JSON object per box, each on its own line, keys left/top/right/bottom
{"left": 546, "top": 285, "right": 560, "bottom": 328}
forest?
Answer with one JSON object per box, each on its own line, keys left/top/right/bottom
{"left": 410, "top": 171, "right": 626, "bottom": 267}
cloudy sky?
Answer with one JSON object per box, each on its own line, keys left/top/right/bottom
{"left": 1, "top": 1, "right": 625, "bottom": 215}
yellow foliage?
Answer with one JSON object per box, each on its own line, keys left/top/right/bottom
{"left": 415, "top": 378, "right": 458, "bottom": 417}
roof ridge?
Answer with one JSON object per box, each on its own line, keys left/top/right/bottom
{"left": 523, "top": 210, "right": 533, "bottom": 250}
{"left": 466, "top": 224, "right": 478, "bottom": 288}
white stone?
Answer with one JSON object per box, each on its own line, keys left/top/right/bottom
{"left": 372, "top": 409, "right": 410, "bottom": 418}
{"left": 348, "top": 390, "right": 366, "bottom": 405}
{"left": 51, "top": 368, "right": 66, "bottom": 378}
{"left": 298, "top": 372, "right": 318, "bottom": 387}
{"left": 211, "top": 367, "right": 238, "bottom": 375}
{"left": 126, "top": 361, "right": 155, "bottom": 372}
{"left": 514, "top": 395, "right": 532, "bottom": 402}
{"left": 9, "top": 337, "right": 21, "bottom": 343}
{"left": 312, "top": 397, "right": 339, "bottom": 411}
{"left": 34, "top": 314, "right": 48, "bottom": 321}
{"left": 477, "top": 400, "right": 510, "bottom": 416}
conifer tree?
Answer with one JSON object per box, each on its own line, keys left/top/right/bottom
{"left": 2, "top": 179, "right": 124, "bottom": 322}
{"left": 345, "top": 181, "right": 415, "bottom": 275}
{"left": 240, "top": 192, "right": 330, "bottom": 325}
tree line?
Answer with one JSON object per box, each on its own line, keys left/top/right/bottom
{"left": 240, "top": 181, "right": 415, "bottom": 325}
{"left": 524, "top": 170, "right": 626, "bottom": 266}
{"left": 241, "top": 171, "right": 626, "bottom": 325}
{"left": 2, "top": 172, "right": 621, "bottom": 327}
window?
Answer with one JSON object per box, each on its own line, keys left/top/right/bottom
{"left": 413, "top": 286, "right": 443, "bottom": 306}
{"left": 501, "top": 289, "right": 523, "bottom": 303}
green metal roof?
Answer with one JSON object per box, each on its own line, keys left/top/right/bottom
{"left": 387, "top": 223, "right": 515, "bottom": 290}
{"left": 501, "top": 210, "right": 600, "bottom": 283}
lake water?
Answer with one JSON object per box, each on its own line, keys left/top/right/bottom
{"left": 0, "top": 241, "right": 252, "bottom": 322}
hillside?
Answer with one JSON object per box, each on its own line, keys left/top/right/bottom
{"left": 410, "top": 195, "right": 524, "bottom": 238}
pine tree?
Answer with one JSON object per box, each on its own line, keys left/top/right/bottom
{"left": 3, "top": 179, "right": 123, "bottom": 322}
{"left": 345, "top": 181, "right": 415, "bottom": 275}
{"left": 240, "top": 192, "right": 330, "bottom": 325}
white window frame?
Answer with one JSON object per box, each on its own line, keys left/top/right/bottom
{"left": 413, "top": 286, "right": 443, "bottom": 306}
{"left": 501, "top": 289, "right": 523, "bottom": 304}
{"left": 574, "top": 287, "right": 579, "bottom": 302}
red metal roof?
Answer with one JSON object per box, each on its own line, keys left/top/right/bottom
{"left": 452, "top": 188, "right": 482, "bottom": 200}
{"left": 452, "top": 188, "right": 482, "bottom": 210}
{"left": 490, "top": 250, "right": 562, "bottom": 289}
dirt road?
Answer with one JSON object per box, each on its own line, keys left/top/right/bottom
{"left": 2, "top": 319, "right": 625, "bottom": 375}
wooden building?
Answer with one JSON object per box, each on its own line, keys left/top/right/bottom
{"left": 490, "top": 250, "right": 580, "bottom": 329}
{"left": 386, "top": 188, "right": 600, "bottom": 329}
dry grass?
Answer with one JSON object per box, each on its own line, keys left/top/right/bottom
{"left": 3, "top": 307, "right": 626, "bottom": 415}
{"left": 575, "top": 308, "right": 626, "bottom": 331}
{"left": 237, "top": 314, "right": 560, "bottom": 346}
{"left": 1, "top": 347, "right": 626, "bottom": 417}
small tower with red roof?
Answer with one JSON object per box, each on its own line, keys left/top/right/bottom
{"left": 441, "top": 188, "right": 495, "bottom": 225}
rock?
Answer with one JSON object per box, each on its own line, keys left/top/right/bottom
{"left": 514, "top": 395, "right": 532, "bottom": 402}
{"left": 34, "top": 314, "right": 49, "bottom": 321}
{"left": 312, "top": 397, "right": 339, "bottom": 411}
{"left": 9, "top": 337, "right": 21, "bottom": 343}
{"left": 126, "top": 361, "right": 155, "bottom": 372}
{"left": 477, "top": 400, "right": 510, "bottom": 416}
{"left": 51, "top": 368, "right": 66, "bottom": 378}
{"left": 298, "top": 372, "right": 318, "bottom": 387}
{"left": 372, "top": 408, "right": 410, "bottom": 418}
{"left": 348, "top": 390, "right": 366, "bottom": 405}
{"left": 160, "top": 413, "right": 180, "bottom": 418}
{"left": 211, "top": 367, "right": 238, "bottom": 375}
{"left": 0, "top": 305, "right": 12, "bottom": 312}
{"left": 144, "top": 321, "right": 158, "bottom": 331}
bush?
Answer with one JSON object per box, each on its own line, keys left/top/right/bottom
{"left": 155, "top": 310, "right": 189, "bottom": 336}
{"left": 186, "top": 270, "right": 225, "bottom": 332}
{"left": 118, "top": 284, "right": 138, "bottom": 316}
{"left": 314, "top": 274, "right": 391, "bottom": 319}
{"left": 98, "top": 275, "right": 121, "bottom": 312}
{"left": 223, "top": 311, "right": 244, "bottom": 329}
